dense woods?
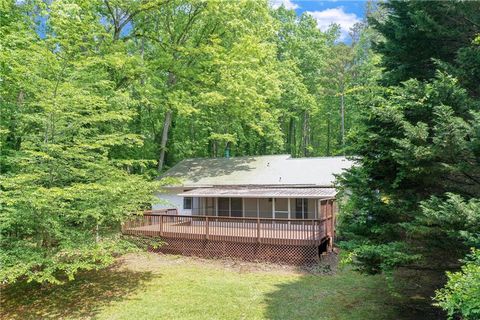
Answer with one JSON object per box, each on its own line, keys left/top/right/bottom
{"left": 338, "top": 2, "right": 480, "bottom": 318}
{"left": 1, "top": 0, "right": 479, "bottom": 318}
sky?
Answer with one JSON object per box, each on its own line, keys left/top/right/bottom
{"left": 270, "top": 0, "right": 367, "bottom": 41}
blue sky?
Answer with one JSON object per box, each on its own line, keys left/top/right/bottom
{"left": 271, "top": 0, "right": 367, "bottom": 40}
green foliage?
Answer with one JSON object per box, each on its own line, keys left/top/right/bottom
{"left": 420, "top": 194, "right": 480, "bottom": 248}
{"left": 371, "top": 1, "right": 480, "bottom": 89}
{"left": 434, "top": 249, "right": 480, "bottom": 319}
{"left": 339, "top": 0, "right": 480, "bottom": 274}
{"left": 0, "top": 0, "right": 386, "bottom": 285}
{"left": 0, "top": 0, "right": 158, "bottom": 284}
{"left": 339, "top": 72, "right": 479, "bottom": 271}
{"left": 339, "top": 3, "right": 480, "bottom": 317}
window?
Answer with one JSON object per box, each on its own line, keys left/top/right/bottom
{"left": 205, "top": 197, "right": 215, "bottom": 215}
{"left": 292, "top": 198, "right": 309, "bottom": 219}
{"left": 183, "top": 197, "right": 192, "bottom": 210}
{"left": 218, "top": 198, "right": 230, "bottom": 216}
{"left": 258, "top": 198, "right": 272, "bottom": 218}
{"left": 231, "top": 198, "right": 243, "bottom": 217}
{"left": 275, "top": 198, "right": 288, "bottom": 219}
{"left": 244, "top": 198, "right": 258, "bottom": 217}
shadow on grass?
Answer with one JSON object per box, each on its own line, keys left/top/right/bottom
{"left": 263, "top": 267, "right": 446, "bottom": 320}
{"left": 0, "top": 266, "right": 155, "bottom": 320}
{"left": 263, "top": 269, "right": 399, "bottom": 320}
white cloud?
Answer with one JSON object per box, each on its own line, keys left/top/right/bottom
{"left": 306, "top": 7, "right": 360, "bottom": 40}
{"left": 270, "top": 0, "right": 300, "bottom": 10}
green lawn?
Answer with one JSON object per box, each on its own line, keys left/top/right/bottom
{"left": 1, "top": 253, "right": 418, "bottom": 320}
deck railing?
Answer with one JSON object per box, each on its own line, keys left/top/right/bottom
{"left": 122, "top": 212, "right": 334, "bottom": 246}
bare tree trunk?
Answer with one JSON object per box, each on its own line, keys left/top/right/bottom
{"left": 157, "top": 71, "right": 177, "bottom": 173}
{"left": 157, "top": 109, "right": 172, "bottom": 172}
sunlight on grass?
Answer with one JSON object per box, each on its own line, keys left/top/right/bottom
{"left": 1, "top": 253, "right": 400, "bottom": 320}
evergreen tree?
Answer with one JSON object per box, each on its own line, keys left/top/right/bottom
{"left": 339, "top": 1, "right": 480, "bottom": 317}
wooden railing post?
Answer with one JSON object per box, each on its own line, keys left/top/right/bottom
{"left": 257, "top": 217, "right": 261, "bottom": 243}
{"left": 205, "top": 216, "right": 209, "bottom": 240}
{"left": 312, "top": 219, "right": 316, "bottom": 244}
{"left": 159, "top": 214, "right": 163, "bottom": 236}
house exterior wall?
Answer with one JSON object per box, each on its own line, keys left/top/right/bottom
{"left": 153, "top": 188, "right": 192, "bottom": 215}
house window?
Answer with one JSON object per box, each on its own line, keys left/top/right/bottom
{"left": 230, "top": 198, "right": 243, "bottom": 217}
{"left": 274, "top": 198, "right": 289, "bottom": 219}
{"left": 218, "top": 198, "right": 230, "bottom": 216}
{"left": 293, "top": 198, "right": 309, "bottom": 219}
{"left": 183, "top": 197, "right": 192, "bottom": 210}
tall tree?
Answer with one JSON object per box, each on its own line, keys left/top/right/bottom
{"left": 0, "top": 0, "right": 157, "bottom": 284}
{"left": 338, "top": 3, "right": 480, "bottom": 317}
{"left": 371, "top": 0, "right": 480, "bottom": 91}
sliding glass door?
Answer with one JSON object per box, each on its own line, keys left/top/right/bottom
{"left": 217, "top": 197, "right": 243, "bottom": 217}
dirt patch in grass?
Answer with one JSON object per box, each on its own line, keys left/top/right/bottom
{"left": 119, "top": 252, "right": 339, "bottom": 276}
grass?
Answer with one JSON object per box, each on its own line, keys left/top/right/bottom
{"left": 1, "top": 253, "right": 438, "bottom": 320}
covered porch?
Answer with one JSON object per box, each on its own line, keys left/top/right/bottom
{"left": 180, "top": 187, "right": 336, "bottom": 220}
{"left": 122, "top": 187, "right": 337, "bottom": 264}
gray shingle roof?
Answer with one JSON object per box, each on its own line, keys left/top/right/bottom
{"left": 162, "top": 155, "right": 354, "bottom": 188}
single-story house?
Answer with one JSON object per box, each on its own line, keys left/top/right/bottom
{"left": 123, "top": 155, "right": 353, "bottom": 264}
{"left": 154, "top": 154, "right": 353, "bottom": 218}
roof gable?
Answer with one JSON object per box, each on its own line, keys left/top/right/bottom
{"left": 162, "top": 155, "right": 354, "bottom": 188}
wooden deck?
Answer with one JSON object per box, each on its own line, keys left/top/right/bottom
{"left": 122, "top": 213, "right": 334, "bottom": 246}
{"left": 122, "top": 204, "right": 336, "bottom": 264}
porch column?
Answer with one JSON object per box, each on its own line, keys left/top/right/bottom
{"left": 272, "top": 197, "right": 275, "bottom": 219}
{"left": 242, "top": 198, "right": 245, "bottom": 218}
{"left": 288, "top": 198, "right": 291, "bottom": 219}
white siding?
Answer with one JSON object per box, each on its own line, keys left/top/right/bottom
{"left": 153, "top": 188, "right": 191, "bottom": 215}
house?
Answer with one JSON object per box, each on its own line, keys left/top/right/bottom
{"left": 123, "top": 155, "right": 354, "bottom": 264}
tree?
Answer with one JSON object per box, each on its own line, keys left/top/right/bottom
{"left": 371, "top": 0, "right": 480, "bottom": 91}
{"left": 434, "top": 249, "right": 480, "bottom": 320}
{"left": 338, "top": 2, "right": 480, "bottom": 317}
{"left": 124, "top": 0, "right": 285, "bottom": 168}
{"left": 0, "top": 0, "right": 157, "bottom": 284}
{"left": 339, "top": 72, "right": 480, "bottom": 271}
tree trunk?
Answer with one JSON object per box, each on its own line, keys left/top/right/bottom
{"left": 157, "top": 109, "right": 172, "bottom": 172}
{"left": 157, "top": 71, "right": 177, "bottom": 173}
